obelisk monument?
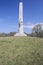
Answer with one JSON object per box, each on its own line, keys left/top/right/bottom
{"left": 14, "top": 2, "right": 27, "bottom": 36}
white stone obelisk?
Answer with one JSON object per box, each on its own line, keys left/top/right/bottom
{"left": 14, "top": 2, "right": 27, "bottom": 36}
{"left": 19, "top": 2, "right": 24, "bottom": 33}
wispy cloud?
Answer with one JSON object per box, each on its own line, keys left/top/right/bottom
{"left": 24, "top": 22, "right": 43, "bottom": 29}
{"left": 24, "top": 25, "right": 34, "bottom": 29}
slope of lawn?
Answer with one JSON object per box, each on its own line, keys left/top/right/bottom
{"left": 0, "top": 36, "right": 43, "bottom": 65}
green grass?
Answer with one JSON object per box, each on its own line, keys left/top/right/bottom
{"left": 0, "top": 36, "right": 43, "bottom": 65}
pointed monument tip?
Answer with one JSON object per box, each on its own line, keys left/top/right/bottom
{"left": 20, "top": 1, "right": 23, "bottom": 4}
{"left": 19, "top": 2, "right": 23, "bottom": 6}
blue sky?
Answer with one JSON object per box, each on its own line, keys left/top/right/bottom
{"left": 0, "top": 0, "right": 43, "bottom": 33}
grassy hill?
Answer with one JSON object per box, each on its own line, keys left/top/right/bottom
{"left": 0, "top": 36, "right": 43, "bottom": 65}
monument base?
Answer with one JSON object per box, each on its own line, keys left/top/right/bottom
{"left": 14, "top": 33, "right": 27, "bottom": 36}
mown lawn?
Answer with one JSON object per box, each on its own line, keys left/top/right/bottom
{"left": 0, "top": 36, "right": 43, "bottom": 65}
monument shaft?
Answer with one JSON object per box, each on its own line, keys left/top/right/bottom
{"left": 19, "top": 2, "right": 23, "bottom": 33}
{"left": 14, "top": 2, "right": 27, "bottom": 36}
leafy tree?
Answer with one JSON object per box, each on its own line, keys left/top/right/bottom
{"left": 9, "top": 32, "right": 16, "bottom": 36}
{"left": 32, "top": 24, "right": 42, "bottom": 37}
{"left": 41, "top": 30, "right": 43, "bottom": 37}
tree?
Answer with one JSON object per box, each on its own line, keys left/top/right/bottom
{"left": 9, "top": 32, "right": 16, "bottom": 36}
{"left": 41, "top": 30, "right": 43, "bottom": 37}
{"left": 32, "top": 24, "right": 42, "bottom": 37}
{"left": 0, "top": 33, "right": 7, "bottom": 37}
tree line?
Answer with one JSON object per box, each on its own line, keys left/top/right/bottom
{"left": 0, "top": 32, "right": 16, "bottom": 37}
{"left": 0, "top": 24, "right": 43, "bottom": 37}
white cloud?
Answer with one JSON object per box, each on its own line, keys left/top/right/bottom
{"left": 24, "top": 22, "right": 43, "bottom": 29}
{"left": 24, "top": 25, "right": 34, "bottom": 29}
